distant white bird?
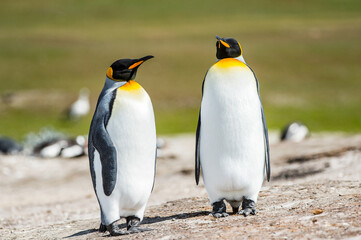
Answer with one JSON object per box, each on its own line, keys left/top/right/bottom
{"left": 280, "top": 122, "right": 310, "bottom": 142}
{"left": 67, "top": 88, "right": 90, "bottom": 121}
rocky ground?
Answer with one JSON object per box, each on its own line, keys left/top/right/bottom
{"left": 0, "top": 133, "right": 360, "bottom": 239}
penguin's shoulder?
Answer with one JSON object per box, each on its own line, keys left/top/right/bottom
{"left": 95, "top": 88, "right": 117, "bottom": 115}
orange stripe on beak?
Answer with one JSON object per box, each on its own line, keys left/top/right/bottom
{"left": 128, "top": 60, "right": 144, "bottom": 69}
{"left": 220, "top": 40, "right": 230, "bottom": 48}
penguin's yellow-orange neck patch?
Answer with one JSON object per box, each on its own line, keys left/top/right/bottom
{"left": 215, "top": 58, "right": 247, "bottom": 69}
{"left": 118, "top": 80, "right": 142, "bottom": 91}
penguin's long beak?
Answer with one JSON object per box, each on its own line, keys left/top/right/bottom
{"left": 216, "top": 35, "right": 230, "bottom": 48}
{"left": 128, "top": 55, "right": 154, "bottom": 69}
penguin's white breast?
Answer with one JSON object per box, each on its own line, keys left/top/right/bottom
{"left": 200, "top": 59, "right": 265, "bottom": 194}
{"left": 106, "top": 83, "right": 156, "bottom": 203}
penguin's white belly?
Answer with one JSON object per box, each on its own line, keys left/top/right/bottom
{"left": 200, "top": 62, "right": 265, "bottom": 203}
{"left": 94, "top": 86, "right": 156, "bottom": 223}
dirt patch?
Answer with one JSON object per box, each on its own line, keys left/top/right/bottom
{"left": 0, "top": 133, "right": 360, "bottom": 239}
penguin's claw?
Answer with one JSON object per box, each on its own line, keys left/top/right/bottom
{"left": 99, "top": 223, "right": 107, "bottom": 232}
{"left": 238, "top": 208, "right": 257, "bottom": 217}
{"left": 210, "top": 200, "right": 228, "bottom": 218}
{"left": 238, "top": 199, "right": 257, "bottom": 217}
{"left": 106, "top": 222, "right": 129, "bottom": 236}
{"left": 124, "top": 216, "right": 151, "bottom": 234}
{"left": 128, "top": 226, "right": 152, "bottom": 234}
{"left": 210, "top": 212, "right": 229, "bottom": 218}
{"left": 108, "top": 227, "right": 129, "bottom": 236}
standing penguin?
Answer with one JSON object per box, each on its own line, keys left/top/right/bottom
{"left": 195, "top": 36, "right": 270, "bottom": 217}
{"left": 88, "top": 56, "right": 156, "bottom": 235}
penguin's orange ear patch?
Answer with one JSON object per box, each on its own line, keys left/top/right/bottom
{"left": 128, "top": 60, "right": 144, "bottom": 69}
{"left": 220, "top": 40, "right": 230, "bottom": 48}
{"left": 106, "top": 67, "right": 114, "bottom": 79}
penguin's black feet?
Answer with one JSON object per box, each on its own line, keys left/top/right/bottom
{"left": 238, "top": 199, "right": 257, "bottom": 217}
{"left": 126, "top": 216, "right": 152, "bottom": 234}
{"left": 106, "top": 222, "right": 129, "bottom": 236}
{"left": 210, "top": 200, "right": 229, "bottom": 218}
{"left": 99, "top": 223, "right": 106, "bottom": 232}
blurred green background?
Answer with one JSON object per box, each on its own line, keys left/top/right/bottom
{"left": 0, "top": 0, "right": 360, "bottom": 139}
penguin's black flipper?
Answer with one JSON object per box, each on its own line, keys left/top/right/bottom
{"left": 246, "top": 65, "right": 271, "bottom": 182}
{"left": 89, "top": 90, "right": 118, "bottom": 196}
{"left": 195, "top": 111, "right": 201, "bottom": 185}
{"left": 260, "top": 103, "right": 271, "bottom": 181}
{"left": 151, "top": 148, "right": 157, "bottom": 192}
{"left": 92, "top": 118, "right": 117, "bottom": 196}
{"left": 195, "top": 77, "right": 206, "bottom": 185}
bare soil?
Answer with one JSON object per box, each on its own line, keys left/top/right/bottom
{"left": 1, "top": 133, "right": 360, "bottom": 239}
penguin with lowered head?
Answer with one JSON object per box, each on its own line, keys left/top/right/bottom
{"left": 195, "top": 36, "right": 270, "bottom": 217}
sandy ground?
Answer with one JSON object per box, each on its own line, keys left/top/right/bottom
{"left": 0, "top": 133, "right": 360, "bottom": 239}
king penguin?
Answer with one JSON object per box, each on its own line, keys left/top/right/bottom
{"left": 88, "top": 55, "right": 156, "bottom": 235}
{"left": 195, "top": 36, "right": 270, "bottom": 217}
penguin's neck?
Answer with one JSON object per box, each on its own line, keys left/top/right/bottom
{"left": 104, "top": 77, "right": 126, "bottom": 90}
{"left": 235, "top": 55, "right": 246, "bottom": 64}
{"left": 99, "top": 77, "right": 127, "bottom": 99}
{"left": 217, "top": 55, "right": 246, "bottom": 64}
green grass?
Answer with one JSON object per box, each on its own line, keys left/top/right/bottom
{"left": 0, "top": 109, "right": 92, "bottom": 138}
{"left": 0, "top": 0, "right": 360, "bottom": 140}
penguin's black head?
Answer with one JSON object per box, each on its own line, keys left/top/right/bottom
{"left": 216, "top": 36, "right": 242, "bottom": 59}
{"left": 106, "top": 55, "right": 154, "bottom": 81}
